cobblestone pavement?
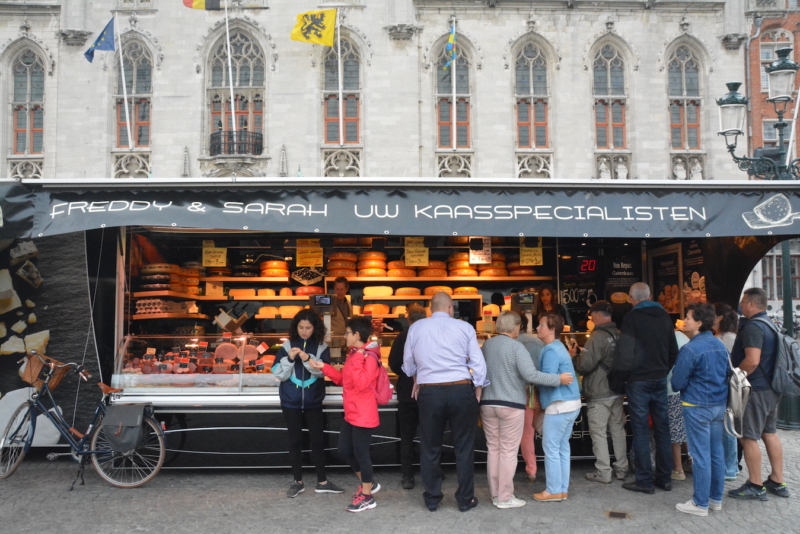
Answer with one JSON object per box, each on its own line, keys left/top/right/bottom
{"left": 1, "top": 430, "right": 798, "bottom": 534}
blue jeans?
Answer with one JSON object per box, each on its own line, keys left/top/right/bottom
{"left": 542, "top": 409, "right": 580, "bottom": 495}
{"left": 626, "top": 379, "right": 672, "bottom": 487}
{"left": 682, "top": 404, "right": 726, "bottom": 509}
{"left": 723, "top": 427, "right": 739, "bottom": 479}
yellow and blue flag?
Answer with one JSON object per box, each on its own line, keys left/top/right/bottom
{"left": 443, "top": 23, "right": 457, "bottom": 70}
{"left": 84, "top": 18, "right": 115, "bottom": 63}
{"left": 291, "top": 9, "right": 336, "bottom": 47}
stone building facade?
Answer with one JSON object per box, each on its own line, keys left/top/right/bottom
{"left": 0, "top": 0, "right": 748, "bottom": 180}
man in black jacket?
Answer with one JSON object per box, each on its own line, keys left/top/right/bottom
{"left": 617, "top": 282, "right": 679, "bottom": 494}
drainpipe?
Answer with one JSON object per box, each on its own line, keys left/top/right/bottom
{"left": 745, "top": 16, "right": 763, "bottom": 157}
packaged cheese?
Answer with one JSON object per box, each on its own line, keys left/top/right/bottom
{"left": 454, "top": 287, "right": 479, "bottom": 294}
{"left": 395, "top": 287, "right": 421, "bottom": 295}
{"left": 387, "top": 269, "right": 416, "bottom": 277}
{"left": 296, "top": 286, "right": 324, "bottom": 296}
{"left": 257, "top": 288, "right": 276, "bottom": 297}
{"left": 357, "top": 260, "right": 387, "bottom": 270}
{"left": 327, "top": 260, "right": 357, "bottom": 269}
{"left": 449, "top": 269, "right": 478, "bottom": 276}
{"left": 260, "top": 269, "right": 290, "bottom": 278}
{"left": 259, "top": 261, "right": 289, "bottom": 270}
{"left": 480, "top": 269, "right": 509, "bottom": 277}
{"left": 510, "top": 269, "right": 537, "bottom": 276}
{"left": 363, "top": 304, "right": 390, "bottom": 315}
{"left": 329, "top": 252, "right": 358, "bottom": 262}
{"left": 418, "top": 269, "right": 447, "bottom": 277}
{"left": 229, "top": 288, "right": 256, "bottom": 297}
{"left": 358, "top": 251, "right": 387, "bottom": 261}
{"left": 424, "top": 286, "right": 453, "bottom": 295}
{"left": 327, "top": 269, "right": 358, "bottom": 277}
{"left": 483, "top": 304, "right": 501, "bottom": 317}
{"left": 279, "top": 287, "right": 293, "bottom": 296}
{"left": 358, "top": 269, "right": 387, "bottom": 277}
{"left": 363, "top": 286, "right": 393, "bottom": 297}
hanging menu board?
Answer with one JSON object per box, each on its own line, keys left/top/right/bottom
{"left": 469, "top": 237, "right": 492, "bottom": 264}
{"left": 649, "top": 244, "right": 683, "bottom": 316}
{"left": 682, "top": 239, "right": 706, "bottom": 313}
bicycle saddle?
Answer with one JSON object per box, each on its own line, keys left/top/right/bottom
{"left": 98, "top": 383, "right": 123, "bottom": 394}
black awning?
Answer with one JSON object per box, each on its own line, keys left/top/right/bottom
{"left": 4, "top": 181, "right": 800, "bottom": 239}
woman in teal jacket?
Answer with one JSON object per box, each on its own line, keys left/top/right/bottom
{"left": 534, "top": 313, "right": 581, "bottom": 502}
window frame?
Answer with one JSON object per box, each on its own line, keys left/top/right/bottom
{"left": 10, "top": 49, "right": 46, "bottom": 156}
{"left": 514, "top": 42, "right": 550, "bottom": 149}
{"left": 776, "top": 255, "right": 800, "bottom": 300}
{"left": 435, "top": 35, "right": 471, "bottom": 150}
{"left": 592, "top": 44, "right": 627, "bottom": 151}
{"left": 322, "top": 38, "right": 362, "bottom": 146}
{"left": 667, "top": 44, "right": 703, "bottom": 151}
{"left": 116, "top": 40, "right": 153, "bottom": 149}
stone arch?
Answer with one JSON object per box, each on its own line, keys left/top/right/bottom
{"left": 584, "top": 32, "right": 638, "bottom": 74}
{"left": 0, "top": 36, "right": 53, "bottom": 76}
{"left": 504, "top": 31, "right": 560, "bottom": 71}
{"left": 423, "top": 28, "right": 482, "bottom": 70}
{"left": 194, "top": 16, "right": 276, "bottom": 76}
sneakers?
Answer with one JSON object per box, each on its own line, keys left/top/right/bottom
{"left": 525, "top": 474, "right": 537, "bottom": 485}
{"left": 585, "top": 471, "right": 613, "bottom": 484}
{"left": 728, "top": 481, "right": 768, "bottom": 501}
{"left": 496, "top": 495, "right": 527, "bottom": 509}
{"left": 356, "top": 481, "right": 381, "bottom": 495}
{"left": 401, "top": 476, "right": 415, "bottom": 490}
{"left": 709, "top": 501, "right": 723, "bottom": 511}
{"left": 676, "top": 500, "right": 708, "bottom": 517}
{"left": 347, "top": 493, "right": 376, "bottom": 513}
{"left": 671, "top": 470, "right": 686, "bottom": 481}
{"left": 764, "top": 477, "right": 790, "bottom": 498}
{"left": 287, "top": 481, "right": 305, "bottom": 498}
{"left": 621, "top": 482, "right": 655, "bottom": 494}
{"left": 315, "top": 480, "right": 345, "bottom": 494}
{"left": 614, "top": 468, "right": 628, "bottom": 481}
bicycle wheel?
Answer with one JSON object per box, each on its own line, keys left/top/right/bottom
{"left": 0, "top": 403, "right": 33, "bottom": 479}
{"left": 90, "top": 416, "right": 165, "bottom": 488}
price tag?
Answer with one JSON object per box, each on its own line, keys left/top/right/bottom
{"left": 297, "top": 239, "right": 320, "bottom": 247}
{"left": 165, "top": 354, "right": 175, "bottom": 362}
{"left": 257, "top": 342, "right": 269, "bottom": 354}
{"left": 297, "top": 247, "right": 324, "bottom": 267}
{"left": 179, "top": 362, "right": 189, "bottom": 369}
{"left": 405, "top": 237, "right": 425, "bottom": 247}
{"left": 468, "top": 237, "right": 492, "bottom": 264}
{"left": 404, "top": 246, "right": 429, "bottom": 267}
{"left": 256, "top": 364, "right": 265, "bottom": 371}
{"left": 171, "top": 346, "right": 181, "bottom": 353}
{"left": 143, "top": 353, "right": 154, "bottom": 361}
{"left": 189, "top": 357, "right": 198, "bottom": 365}
{"left": 215, "top": 357, "right": 224, "bottom": 364}
{"left": 202, "top": 247, "right": 227, "bottom": 267}
{"left": 247, "top": 360, "right": 257, "bottom": 367}
{"left": 201, "top": 366, "right": 213, "bottom": 373}
{"left": 222, "top": 332, "right": 232, "bottom": 341}
{"left": 145, "top": 347, "right": 156, "bottom": 355}
{"left": 199, "top": 341, "right": 209, "bottom": 351}
{"left": 231, "top": 364, "right": 240, "bottom": 371}
{"left": 158, "top": 364, "right": 168, "bottom": 372}
{"left": 520, "top": 246, "right": 544, "bottom": 266}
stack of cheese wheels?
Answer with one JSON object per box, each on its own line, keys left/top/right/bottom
{"left": 387, "top": 260, "right": 416, "bottom": 277}
{"left": 328, "top": 252, "right": 358, "bottom": 277}
{"left": 357, "top": 251, "right": 387, "bottom": 277}
{"left": 454, "top": 286, "right": 479, "bottom": 295}
{"left": 333, "top": 237, "right": 358, "bottom": 246}
{"left": 296, "top": 286, "right": 324, "bottom": 296}
{"left": 260, "top": 260, "right": 290, "bottom": 278}
{"left": 395, "top": 287, "right": 421, "bottom": 296}
{"left": 418, "top": 260, "right": 447, "bottom": 278}
{"left": 479, "top": 253, "right": 508, "bottom": 277}
{"left": 509, "top": 265, "right": 537, "bottom": 276}
{"left": 424, "top": 286, "right": 453, "bottom": 295}
{"left": 448, "top": 257, "right": 478, "bottom": 277}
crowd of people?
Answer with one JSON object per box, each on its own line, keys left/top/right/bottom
{"left": 272, "top": 283, "right": 791, "bottom": 514}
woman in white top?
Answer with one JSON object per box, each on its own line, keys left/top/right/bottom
{"left": 713, "top": 302, "right": 740, "bottom": 480}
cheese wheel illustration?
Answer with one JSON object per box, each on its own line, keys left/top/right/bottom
{"left": 418, "top": 269, "right": 448, "bottom": 277}
{"left": 480, "top": 269, "right": 509, "bottom": 277}
{"left": 449, "top": 269, "right": 478, "bottom": 276}
{"left": 329, "top": 252, "right": 358, "bottom": 262}
{"left": 358, "top": 251, "right": 387, "bottom": 261}
{"left": 357, "top": 260, "right": 387, "bottom": 270}
{"left": 388, "top": 269, "right": 416, "bottom": 277}
{"left": 358, "top": 269, "right": 387, "bottom": 277}
{"left": 424, "top": 286, "right": 453, "bottom": 295}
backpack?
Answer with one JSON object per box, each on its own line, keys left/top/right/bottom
{"left": 752, "top": 316, "right": 800, "bottom": 396}
{"left": 366, "top": 352, "right": 393, "bottom": 405}
{"left": 725, "top": 356, "right": 751, "bottom": 438}
{"left": 596, "top": 328, "right": 627, "bottom": 394}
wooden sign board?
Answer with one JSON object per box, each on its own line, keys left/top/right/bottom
{"left": 404, "top": 247, "right": 429, "bottom": 266}
{"left": 202, "top": 247, "right": 227, "bottom": 267}
{"left": 520, "top": 246, "right": 544, "bottom": 266}
{"left": 296, "top": 247, "right": 324, "bottom": 267}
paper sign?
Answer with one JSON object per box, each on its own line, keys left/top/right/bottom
{"left": 297, "top": 247, "right": 324, "bottom": 267}
{"left": 520, "top": 246, "right": 544, "bottom": 266}
{"left": 404, "top": 247, "right": 429, "bottom": 266}
{"left": 202, "top": 247, "right": 227, "bottom": 267}
{"left": 203, "top": 240, "right": 215, "bottom": 247}
{"left": 297, "top": 239, "right": 320, "bottom": 247}
{"left": 405, "top": 237, "right": 424, "bottom": 247}
{"left": 468, "top": 237, "right": 492, "bottom": 264}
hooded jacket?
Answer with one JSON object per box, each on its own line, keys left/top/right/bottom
{"left": 322, "top": 341, "right": 382, "bottom": 428}
{"left": 617, "top": 300, "right": 678, "bottom": 383}
{"left": 575, "top": 321, "right": 619, "bottom": 401}
{"left": 272, "top": 338, "right": 330, "bottom": 410}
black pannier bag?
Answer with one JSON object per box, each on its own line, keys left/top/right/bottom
{"left": 101, "top": 404, "right": 149, "bottom": 454}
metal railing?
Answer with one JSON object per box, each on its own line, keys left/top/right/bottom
{"left": 210, "top": 130, "right": 263, "bottom": 157}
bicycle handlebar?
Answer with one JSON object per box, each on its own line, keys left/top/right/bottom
{"left": 25, "top": 350, "right": 91, "bottom": 381}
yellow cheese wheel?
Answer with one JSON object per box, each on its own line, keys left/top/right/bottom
{"left": 358, "top": 269, "right": 387, "bottom": 277}
{"left": 449, "top": 269, "right": 479, "bottom": 276}
{"left": 483, "top": 304, "right": 501, "bottom": 317}
{"left": 480, "top": 269, "right": 509, "bottom": 277}
{"left": 260, "top": 269, "right": 290, "bottom": 278}
{"left": 418, "top": 268, "right": 448, "bottom": 277}
{"left": 329, "top": 252, "right": 358, "bottom": 262}
{"left": 327, "top": 260, "right": 357, "bottom": 269}
{"left": 448, "top": 252, "right": 470, "bottom": 262}
{"left": 387, "top": 260, "right": 407, "bottom": 270}
{"left": 279, "top": 287, "right": 293, "bottom": 296}
{"left": 259, "top": 261, "right": 288, "bottom": 270}
{"left": 388, "top": 269, "right": 416, "bottom": 277}
{"left": 279, "top": 306, "right": 303, "bottom": 318}
{"left": 182, "top": 277, "right": 201, "bottom": 286}
{"left": 448, "top": 260, "right": 473, "bottom": 270}
{"left": 507, "top": 261, "right": 522, "bottom": 270}
{"left": 170, "top": 284, "right": 186, "bottom": 293}
{"left": 357, "top": 260, "right": 387, "bottom": 270}
{"left": 358, "top": 251, "right": 387, "bottom": 261}
{"left": 229, "top": 288, "right": 256, "bottom": 297}
{"left": 257, "top": 288, "right": 276, "bottom": 297}
{"left": 492, "top": 253, "right": 507, "bottom": 261}
{"left": 327, "top": 269, "right": 358, "bottom": 277}
{"left": 333, "top": 237, "right": 359, "bottom": 246}
{"left": 395, "top": 287, "right": 422, "bottom": 295}
{"left": 510, "top": 268, "right": 537, "bottom": 276}
{"left": 424, "top": 286, "right": 453, "bottom": 295}
{"left": 363, "top": 303, "right": 390, "bottom": 315}
{"left": 364, "top": 286, "right": 393, "bottom": 296}
{"left": 258, "top": 306, "right": 279, "bottom": 318}
{"left": 478, "top": 261, "right": 507, "bottom": 270}
{"left": 454, "top": 287, "right": 479, "bottom": 294}
{"left": 447, "top": 236, "right": 470, "bottom": 245}
{"left": 179, "top": 268, "right": 202, "bottom": 277}
{"left": 296, "top": 286, "right": 324, "bottom": 296}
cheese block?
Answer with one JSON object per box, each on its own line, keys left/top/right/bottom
{"left": 260, "top": 269, "right": 290, "bottom": 278}
{"left": 259, "top": 261, "right": 289, "bottom": 270}
{"left": 449, "top": 269, "right": 478, "bottom": 276}
{"left": 448, "top": 252, "right": 470, "bottom": 262}
{"left": 296, "top": 286, "right": 324, "bottom": 296}
{"left": 492, "top": 253, "right": 507, "bottom": 261}
{"left": 329, "top": 252, "right": 358, "bottom": 262}
{"left": 279, "top": 305, "right": 304, "bottom": 318}
{"left": 483, "top": 304, "right": 501, "bottom": 317}
{"left": 9, "top": 241, "right": 38, "bottom": 265}
{"left": 418, "top": 268, "right": 448, "bottom": 277}
{"left": 358, "top": 251, "right": 387, "bottom": 261}
{"left": 141, "top": 264, "right": 180, "bottom": 275}
{"left": 426, "top": 261, "right": 447, "bottom": 269}
{"left": 24, "top": 330, "right": 49, "bottom": 355}
{"left": 478, "top": 261, "right": 507, "bottom": 270}
{"left": 357, "top": 260, "right": 387, "bottom": 270}
{"left": 388, "top": 269, "right": 416, "bottom": 277}
{"left": 387, "top": 260, "right": 407, "bottom": 270}
{"left": 327, "top": 260, "right": 357, "bottom": 269}
{"left": 358, "top": 269, "right": 387, "bottom": 277}
{"left": 333, "top": 237, "right": 359, "bottom": 246}
{"left": 363, "top": 303, "right": 390, "bottom": 315}
{"left": 352, "top": 305, "right": 362, "bottom": 315}
{"left": 278, "top": 287, "right": 293, "bottom": 296}
{"left": 447, "top": 236, "right": 470, "bottom": 245}
{"left": 327, "top": 269, "right": 358, "bottom": 277}
{"left": 510, "top": 268, "right": 537, "bottom": 276}
{"left": 448, "top": 260, "right": 473, "bottom": 270}
{"left": 454, "top": 286, "right": 479, "bottom": 294}
{"left": 424, "top": 286, "right": 453, "bottom": 295}
{"left": 0, "top": 335, "right": 25, "bottom": 355}
{"left": 258, "top": 306, "right": 279, "bottom": 318}
{"left": 395, "top": 287, "right": 421, "bottom": 295}
{"left": 392, "top": 306, "right": 408, "bottom": 315}
{"left": 257, "top": 288, "right": 276, "bottom": 297}
{"left": 480, "top": 269, "right": 509, "bottom": 277}
{"left": 229, "top": 288, "right": 256, "bottom": 297}
{"left": 0, "top": 270, "right": 22, "bottom": 314}
{"left": 16, "top": 260, "right": 43, "bottom": 288}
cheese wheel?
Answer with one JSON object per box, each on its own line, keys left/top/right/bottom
{"left": 423, "top": 260, "right": 446, "bottom": 269}
{"left": 491, "top": 237, "right": 505, "bottom": 245}
{"left": 329, "top": 252, "right": 358, "bottom": 262}
{"left": 480, "top": 269, "right": 509, "bottom": 277}
{"left": 448, "top": 252, "right": 470, "bottom": 262}
{"left": 279, "top": 305, "right": 303, "bottom": 318}
{"left": 483, "top": 304, "right": 501, "bottom": 317}
{"left": 424, "top": 286, "right": 453, "bottom": 295}
{"left": 257, "top": 288, "right": 276, "bottom": 297}
{"left": 387, "top": 260, "right": 407, "bottom": 270}
{"left": 296, "top": 286, "right": 324, "bottom": 296}
{"left": 259, "top": 261, "right": 289, "bottom": 270}
{"left": 258, "top": 306, "right": 278, "bottom": 317}
{"left": 170, "top": 284, "right": 186, "bottom": 293}
{"left": 447, "top": 236, "right": 469, "bottom": 245}
{"left": 418, "top": 268, "right": 448, "bottom": 277}
{"left": 507, "top": 261, "right": 521, "bottom": 270}
{"left": 392, "top": 305, "right": 407, "bottom": 315}
{"left": 141, "top": 263, "right": 180, "bottom": 275}
{"left": 395, "top": 287, "right": 421, "bottom": 295}
{"left": 357, "top": 260, "right": 387, "bottom": 270}
{"left": 510, "top": 268, "right": 537, "bottom": 276}
{"left": 358, "top": 238, "right": 376, "bottom": 246}
{"left": 364, "top": 286, "right": 393, "bottom": 296}
{"left": 492, "top": 253, "right": 507, "bottom": 261}
{"left": 184, "top": 286, "right": 202, "bottom": 295}
{"left": 363, "top": 303, "right": 390, "bottom": 315}
{"left": 388, "top": 269, "right": 416, "bottom": 277}
{"left": 327, "top": 260, "right": 357, "bottom": 269}
{"left": 333, "top": 237, "right": 358, "bottom": 246}
{"left": 448, "top": 260, "right": 473, "bottom": 270}
{"left": 179, "top": 268, "right": 202, "bottom": 277}
{"left": 279, "top": 287, "right": 293, "bottom": 296}
{"left": 229, "top": 288, "right": 256, "bottom": 297}
{"left": 478, "top": 261, "right": 507, "bottom": 270}
{"left": 358, "top": 251, "right": 387, "bottom": 261}
{"left": 449, "top": 269, "right": 479, "bottom": 276}
{"left": 260, "top": 269, "right": 290, "bottom": 278}
{"left": 327, "top": 269, "right": 358, "bottom": 277}
{"left": 454, "top": 287, "right": 479, "bottom": 294}
{"left": 358, "top": 269, "right": 387, "bottom": 277}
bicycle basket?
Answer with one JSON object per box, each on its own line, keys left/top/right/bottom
{"left": 21, "top": 354, "right": 69, "bottom": 391}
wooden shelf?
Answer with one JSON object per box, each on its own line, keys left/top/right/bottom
{"left": 324, "top": 276, "right": 552, "bottom": 283}
{"left": 199, "top": 277, "right": 290, "bottom": 282}
{"left": 254, "top": 314, "right": 295, "bottom": 319}
{"left": 131, "top": 291, "right": 311, "bottom": 301}
{"left": 132, "top": 313, "right": 210, "bottom": 320}
{"left": 361, "top": 295, "right": 481, "bottom": 300}
{"left": 232, "top": 296, "right": 311, "bottom": 301}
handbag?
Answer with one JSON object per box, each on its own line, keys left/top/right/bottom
{"left": 724, "top": 356, "right": 751, "bottom": 439}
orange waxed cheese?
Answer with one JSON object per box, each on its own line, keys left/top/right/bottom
{"left": 480, "top": 269, "right": 509, "bottom": 277}
{"left": 449, "top": 269, "right": 479, "bottom": 276}
{"left": 358, "top": 251, "right": 387, "bottom": 261}
{"left": 388, "top": 269, "right": 416, "bottom": 277}
{"left": 418, "top": 269, "right": 448, "bottom": 277}
{"left": 260, "top": 269, "right": 290, "bottom": 278}
{"left": 329, "top": 252, "right": 358, "bottom": 262}
{"left": 357, "top": 260, "right": 387, "bottom": 270}
{"left": 358, "top": 269, "right": 387, "bottom": 277}
{"left": 424, "top": 286, "right": 453, "bottom": 295}
{"left": 279, "top": 287, "right": 293, "bottom": 296}
{"left": 395, "top": 287, "right": 421, "bottom": 295}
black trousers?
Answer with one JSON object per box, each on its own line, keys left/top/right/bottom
{"left": 398, "top": 401, "right": 420, "bottom": 478}
{"left": 417, "top": 383, "right": 479, "bottom": 508}
{"left": 338, "top": 421, "right": 374, "bottom": 484}
{"left": 282, "top": 407, "right": 326, "bottom": 483}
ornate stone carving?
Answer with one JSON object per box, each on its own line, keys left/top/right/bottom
{"left": 200, "top": 156, "right": 269, "bottom": 178}
{"left": 114, "top": 153, "right": 151, "bottom": 179}
{"left": 194, "top": 16, "right": 277, "bottom": 75}
{"left": 671, "top": 154, "right": 706, "bottom": 180}
{"left": 182, "top": 147, "right": 190, "bottom": 178}
{"left": 121, "top": 15, "right": 165, "bottom": 69}
{"left": 384, "top": 24, "right": 421, "bottom": 41}
{"left": 516, "top": 153, "right": 552, "bottom": 179}
{"left": 279, "top": 144, "right": 288, "bottom": 177}
{"left": 0, "top": 22, "right": 56, "bottom": 75}
{"left": 721, "top": 34, "right": 748, "bottom": 51}
{"left": 658, "top": 33, "right": 715, "bottom": 73}
{"left": 583, "top": 30, "right": 639, "bottom": 73}
{"left": 323, "top": 149, "right": 361, "bottom": 177}
{"left": 502, "top": 28, "right": 561, "bottom": 71}
{"left": 438, "top": 154, "right": 472, "bottom": 178}
{"left": 57, "top": 30, "right": 93, "bottom": 47}
{"left": 8, "top": 159, "right": 43, "bottom": 180}
{"left": 595, "top": 154, "right": 631, "bottom": 180}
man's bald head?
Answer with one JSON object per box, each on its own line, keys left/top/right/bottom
{"left": 430, "top": 291, "right": 453, "bottom": 315}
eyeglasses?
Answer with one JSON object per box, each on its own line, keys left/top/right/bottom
{"left": 344, "top": 330, "right": 354, "bottom": 335}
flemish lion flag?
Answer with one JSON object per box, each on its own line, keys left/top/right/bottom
{"left": 183, "top": 0, "right": 220, "bottom": 10}
{"left": 291, "top": 9, "right": 336, "bottom": 47}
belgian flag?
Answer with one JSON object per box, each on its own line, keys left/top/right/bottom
{"left": 183, "top": 0, "right": 220, "bottom": 10}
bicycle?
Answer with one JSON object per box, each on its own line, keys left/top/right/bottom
{"left": 0, "top": 351, "right": 165, "bottom": 489}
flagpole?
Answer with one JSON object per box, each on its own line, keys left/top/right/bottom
{"left": 337, "top": 9, "right": 344, "bottom": 147}
{"left": 224, "top": 2, "right": 237, "bottom": 154}
{"left": 451, "top": 19, "right": 457, "bottom": 151}
{"left": 114, "top": 16, "right": 133, "bottom": 152}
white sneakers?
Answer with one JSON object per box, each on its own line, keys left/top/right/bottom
{"left": 495, "top": 495, "right": 527, "bottom": 509}
{"left": 675, "top": 500, "right": 709, "bottom": 516}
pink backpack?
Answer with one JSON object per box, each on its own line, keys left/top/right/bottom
{"left": 367, "top": 352, "right": 393, "bottom": 405}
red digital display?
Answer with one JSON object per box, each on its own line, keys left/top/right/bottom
{"left": 580, "top": 259, "right": 597, "bottom": 272}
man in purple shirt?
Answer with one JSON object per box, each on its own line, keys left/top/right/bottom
{"left": 403, "top": 291, "right": 488, "bottom": 512}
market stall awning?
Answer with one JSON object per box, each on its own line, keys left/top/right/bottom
{"left": 4, "top": 179, "right": 800, "bottom": 240}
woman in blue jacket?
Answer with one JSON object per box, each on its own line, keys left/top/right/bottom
{"left": 534, "top": 313, "right": 581, "bottom": 502}
{"left": 670, "top": 303, "right": 729, "bottom": 517}
{"left": 272, "top": 309, "right": 344, "bottom": 498}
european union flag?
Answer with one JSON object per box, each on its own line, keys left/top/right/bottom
{"left": 84, "top": 18, "right": 115, "bottom": 63}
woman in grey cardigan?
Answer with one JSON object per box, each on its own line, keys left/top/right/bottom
{"left": 480, "top": 311, "right": 575, "bottom": 509}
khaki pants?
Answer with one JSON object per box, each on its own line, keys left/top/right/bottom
{"left": 481, "top": 406, "right": 525, "bottom": 502}
{"left": 586, "top": 396, "right": 629, "bottom": 476}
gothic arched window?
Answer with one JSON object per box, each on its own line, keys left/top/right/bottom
{"left": 668, "top": 45, "right": 701, "bottom": 150}
{"left": 116, "top": 41, "right": 152, "bottom": 148}
{"left": 323, "top": 38, "right": 361, "bottom": 144}
{"left": 592, "top": 44, "right": 626, "bottom": 149}
{"left": 12, "top": 49, "right": 45, "bottom": 155}
{"left": 436, "top": 38, "right": 470, "bottom": 149}
{"left": 515, "top": 43, "right": 548, "bottom": 148}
